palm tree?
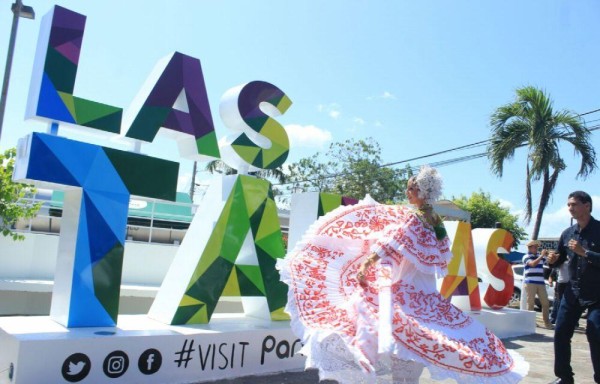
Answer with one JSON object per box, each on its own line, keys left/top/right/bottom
{"left": 204, "top": 160, "right": 287, "bottom": 183}
{"left": 487, "top": 86, "right": 596, "bottom": 240}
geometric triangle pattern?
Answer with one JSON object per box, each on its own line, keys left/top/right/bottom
{"left": 171, "top": 175, "right": 287, "bottom": 324}
{"left": 317, "top": 193, "right": 341, "bottom": 217}
{"left": 317, "top": 193, "right": 358, "bottom": 218}
{"left": 481, "top": 228, "right": 515, "bottom": 310}
{"left": 29, "top": 5, "right": 122, "bottom": 134}
{"left": 230, "top": 81, "right": 292, "bottom": 169}
{"left": 439, "top": 221, "right": 482, "bottom": 311}
{"left": 125, "top": 52, "right": 221, "bottom": 161}
{"left": 18, "top": 133, "right": 178, "bottom": 327}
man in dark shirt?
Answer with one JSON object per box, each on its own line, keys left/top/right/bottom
{"left": 547, "top": 191, "right": 600, "bottom": 384}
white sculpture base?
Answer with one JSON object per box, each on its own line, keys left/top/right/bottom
{"left": 0, "top": 314, "right": 304, "bottom": 384}
{"left": 0, "top": 309, "right": 534, "bottom": 384}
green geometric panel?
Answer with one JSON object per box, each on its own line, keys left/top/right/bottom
{"left": 45, "top": 46, "right": 77, "bottom": 94}
{"left": 229, "top": 82, "right": 291, "bottom": 170}
{"left": 92, "top": 242, "right": 124, "bottom": 323}
{"left": 257, "top": 248, "right": 287, "bottom": 313}
{"left": 254, "top": 201, "right": 281, "bottom": 242}
{"left": 30, "top": 5, "right": 124, "bottom": 135}
{"left": 232, "top": 143, "right": 261, "bottom": 166}
{"left": 58, "top": 92, "right": 76, "bottom": 116}
{"left": 258, "top": 120, "right": 289, "bottom": 168}
{"left": 72, "top": 97, "right": 122, "bottom": 133}
{"left": 256, "top": 231, "right": 286, "bottom": 259}
{"left": 236, "top": 265, "right": 266, "bottom": 296}
{"left": 172, "top": 301, "right": 207, "bottom": 325}
{"left": 240, "top": 175, "right": 270, "bottom": 219}
{"left": 219, "top": 182, "right": 251, "bottom": 264}
{"left": 174, "top": 257, "right": 234, "bottom": 324}
{"left": 103, "top": 148, "right": 178, "bottom": 201}
{"left": 251, "top": 151, "right": 264, "bottom": 168}
{"left": 172, "top": 175, "right": 288, "bottom": 324}
{"left": 125, "top": 105, "right": 171, "bottom": 142}
{"left": 221, "top": 268, "right": 241, "bottom": 297}
{"left": 275, "top": 94, "right": 292, "bottom": 112}
{"left": 319, "top": 193, "right": 343, "bottom": 217}
{"left": 196, "top": 131, "right": 221, "bottom": 159}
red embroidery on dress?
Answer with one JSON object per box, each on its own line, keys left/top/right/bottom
{"left": 285, "top": 201, "right": 516, "bottom": 378}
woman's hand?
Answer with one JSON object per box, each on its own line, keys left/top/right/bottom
{"left": 357, "top": 253, "right": 379, "bottom": 287}
{"left": 357, "top": 264, "right": 368, "bottom": 287}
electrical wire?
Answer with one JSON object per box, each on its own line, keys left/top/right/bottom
{"left": 274, "top": 109, "right": 600, "bottom": 188}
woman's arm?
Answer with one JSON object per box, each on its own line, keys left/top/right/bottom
{"left": 357, "top": 253, "right": 380, "bottom": 286}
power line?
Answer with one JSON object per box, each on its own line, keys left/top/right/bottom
{"left": 274, "top": 109, "right": 600, "bottom": 188}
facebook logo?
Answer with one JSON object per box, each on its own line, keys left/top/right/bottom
{"left": 138, "top": 348, "right": 162, "bottom": 375}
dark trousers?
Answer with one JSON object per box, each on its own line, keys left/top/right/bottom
{"left": 550, "top": 282, "right": 568, "bottom": 324}
{"left": 554, "top": 285, "right": 600, "bottom": 383}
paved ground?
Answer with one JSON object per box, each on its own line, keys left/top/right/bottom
{"left": 205, "top": 312, "right": 595, "bottom": 384}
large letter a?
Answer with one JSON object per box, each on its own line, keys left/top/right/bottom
{"left": 149, "top": 174, "right": 288, "bottom": 324}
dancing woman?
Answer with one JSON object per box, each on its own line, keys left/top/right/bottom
{"left": 278, "top": 166, "right": 528, "bottom": 383}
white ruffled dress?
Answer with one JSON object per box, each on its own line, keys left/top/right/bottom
{"left": 278, "top": 196, "right": 528, "bottom": 383}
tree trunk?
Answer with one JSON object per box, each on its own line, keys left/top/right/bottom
{"left": 531, "top": 169, "right": 552, "bottom": 240}
{"left": 531, "top": 208, "right": 542, "bottom": 240}
{"left": 189, "top": 161, "right": 197, "bottom": 202}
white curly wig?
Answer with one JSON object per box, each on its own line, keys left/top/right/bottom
{"left": 411, "top": 165, "right": 443, "bottom": 203}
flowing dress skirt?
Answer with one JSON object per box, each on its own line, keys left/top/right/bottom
{"left": 278, "top": 196, "right": 528, "bottom": 383}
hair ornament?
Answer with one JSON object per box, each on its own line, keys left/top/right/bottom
{"left": 415, "top": 165, "right": 443, "bottom": 203}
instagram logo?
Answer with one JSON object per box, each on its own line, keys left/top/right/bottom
{"left": 103, "top": 351, "right": 129, "bottom": 378}
{"left": 108, "top": 356, "right": 125, "bottom": 374}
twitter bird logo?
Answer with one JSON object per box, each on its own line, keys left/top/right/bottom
{"left": 62, "top": 353, "right": 91, "bottom": 382}
{"left": 67, "top": 361, "right": 86, "bottom": 375}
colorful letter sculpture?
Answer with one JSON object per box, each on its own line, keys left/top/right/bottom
{"left": 124, "top": 52, "right": 220, "bottom": 161}
{"left": 26, "top": 5, "right": 122, "bottom": 133}
{"left": 287, "top": 192, "right": 358, "bottom": 251}
{"left": 13, "top": 133, "right": 178, "bottom": 327}
{"left": 149, "top": 174, "right": 288, "bottom": 324}
{"left": 439, "top": 221, "right": 482, "bottom": 311}
{"left": 219, "top": 81, "right": 292, "bottom": 172}
{"left": 472, "top": 228, "right": 515, "bottom": 309}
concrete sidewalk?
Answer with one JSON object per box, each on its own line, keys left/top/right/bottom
{"left": 207, "top": 312, "right": 595, "bottom": 384}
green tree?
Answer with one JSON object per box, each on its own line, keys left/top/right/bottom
{"left": 286, "top": 138, "right": 408, "bottom": 203}
{"left": 487, "top": 86, "right": 596, "bottom": 240}
{"left": 0, "top": 148, "right": 40, "bottom": 240}
{"left": 453, "top": 191, "right": 527, "bottom": 248}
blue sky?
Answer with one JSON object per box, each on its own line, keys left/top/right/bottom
{"left": 1, "top": 1, "right": 599, "bottom": 247}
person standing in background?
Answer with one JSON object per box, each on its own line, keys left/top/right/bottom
{"left": 549, "top": 250, "right": 569, "bottom": 325}
{"left": 522, "top": 240, "right": 552, "bottom": 329}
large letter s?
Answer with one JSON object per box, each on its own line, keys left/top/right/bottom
{"left": 219, "top": 81, "right": 292, "bottom": 172}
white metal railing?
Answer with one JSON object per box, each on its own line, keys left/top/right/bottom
{"left": 14, "top": 196, "right": 195, "bottom": 245}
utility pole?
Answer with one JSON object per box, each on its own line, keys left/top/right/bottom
{"left": 0, "top": 0, "right": 35, "bottom": 142}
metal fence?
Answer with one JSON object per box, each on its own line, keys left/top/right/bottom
{"left": 14, "top": 196, "right": 194, "bottom": 245}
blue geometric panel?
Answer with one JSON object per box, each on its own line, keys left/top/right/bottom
{"left": 37, "top": 73, "right": 76, "bottom": 124}
{"left": 19, "top": 133, "right": 176, "bottom": 327}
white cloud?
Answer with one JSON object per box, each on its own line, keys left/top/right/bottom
{"left": 329, "top": 110, "right": 341, "bottom": 119}
{"left": 497, "top": 198, "right": 515, "bottom": 210}
{"left": 513, "top": 195, "right": 600, "bottom": 248}
{"left": 317, "top": 103, "right": 341, "bottom": 119}
{"left": 381, "top": 91, "right": 396, "bottom": 100}
{"left": 367, "top": 91, "right": 397, "bottom": 100}
{"left": 285, "top": 124, "right": 333, "bottom": 149}
{"left": 353, "top": 117, "right": 365, "bottom": 125}
{"left": 531, "top": 205, "right": 572, "bottom": 239}
{"left": 374, "top": 120, "right": 383, "bottom": 127}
